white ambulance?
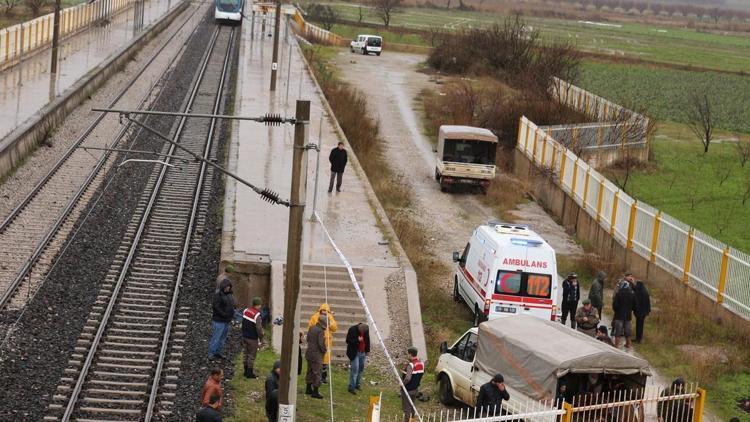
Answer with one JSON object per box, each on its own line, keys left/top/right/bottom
{"left": 452, "top": 222, "right": 558, "bottom": 325}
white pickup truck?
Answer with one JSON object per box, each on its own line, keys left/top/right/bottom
{"left": 350, "top": 34, "right": 382, "bottom": 56}
{"left": 434, "top": 315, "right": 651, "bottom": 418}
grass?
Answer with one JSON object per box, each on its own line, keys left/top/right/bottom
{"left": 577, "top": 61, "right": 750, "bottom": 134}
{"left": 308, "top": 1, "right": 750, "bottom": 72}
{"left": 225, "top": 344, "right": 445, "bottom": 420}
{"left": 329, "top": 23, "right": 429, "bottom": 47}
{"left": 600, "top": 128, "right": 750, "bottom": 253}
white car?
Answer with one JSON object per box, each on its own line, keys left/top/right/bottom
{"left": 350, "top": 34, "right": 382, "bottom": 56}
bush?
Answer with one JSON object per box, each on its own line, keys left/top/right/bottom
{"left": 427, "top": 15, "right": 581, "bottom": 96}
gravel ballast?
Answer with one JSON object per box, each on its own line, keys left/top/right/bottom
{"left": 0, "top": 10, "right": 226, "bottom": 420}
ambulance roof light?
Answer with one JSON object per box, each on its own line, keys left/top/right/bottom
{"left": 511, "top": 238, "right": 543, "bottom": 247}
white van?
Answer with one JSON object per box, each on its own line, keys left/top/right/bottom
{"left": 350, "top": 34, "right": 382, "bottom": 56}
{"left": 452, "top": 222, "right": 558, "bottom": 325}
{"left": 435, "top": 125, "right": 497, "bottom": 194}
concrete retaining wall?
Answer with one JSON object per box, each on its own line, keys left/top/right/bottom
{"left": 513, "top": 148, "right": 750, "bottom": 335}
{"left": 0, "top": 0, "right": 190, "bottom": 179}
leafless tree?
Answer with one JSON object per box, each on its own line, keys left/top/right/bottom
{"left": 371, "top": 0, "right": 401, "bottom": 27}
{"left": 445, "top": 0, "right": 451, "bottom": 9}
{"left": 736, "top": 136, "right": 750, "bottom": 168}
{"left": 357, "top": 5, "right": 364, "bottom": 23}
{"left": 25, "top": 0, "right": 48, "bottom": 15}
{"left": 2, "top": 0, "right": 21, "bottom": 14}
{"left": 714, "top": 166, "right": 732, "bottom": 186}
{"left": 650, "top": 3, "right": 663, "bottom": 16}
{"left": 685, "top": 92, "right": 716, "bottom": 153}
{"left": 306, "top": 3, "right": 339, "bottom": 31}
{"left": 709, "top": 7, "right": 721, "bottom": 24}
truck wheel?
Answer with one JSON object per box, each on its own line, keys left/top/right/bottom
{"left": 438, "top": 374, "right": 456, "bottom": 406}
{"left": 473, "top": 305, "right": 485, "bottom": 327}
{"left": 453, "top": 278, "right": 461, "bottom": 303}
{"left": 376, "top": 52, "right": 381, "bottom": 56}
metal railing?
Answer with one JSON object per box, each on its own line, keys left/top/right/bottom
{"left": 0, "top": 0, "right": 133, "bottom": 70}
{"left": 518, "top": 115, "right": 750, "bottom": 321}
{"left": 377, "top": 384, "right": 705, "bottom": 422}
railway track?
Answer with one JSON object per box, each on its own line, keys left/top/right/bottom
{"left": 0, "top": 1, "right": 203, "bottom": 315}
{"left": 44, "top": 24, "right": 234, "bottom": 422}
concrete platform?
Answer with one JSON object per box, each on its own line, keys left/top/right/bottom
{"left": 0, "top": 0, "right": 175, "bottom": 141}
{"left": 222, "top": 15, "right": 426, "bottom": 359}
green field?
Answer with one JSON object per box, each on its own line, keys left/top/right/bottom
{"left": 330, "top": 23, "right": 429, "bottom": 46}
{"left": 310, "top": 1, "right": 750, "bottom": 72}
{"left": 577, "top": 61, "right": 750, "bottom": 134}
{"left": 226, "top": 344, "right": 444, "bottom": 421}
{"left": 601, "top": 129, "right": 750, "bottom": 253}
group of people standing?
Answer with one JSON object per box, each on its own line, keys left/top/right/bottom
{"left": 560, "top": 270, "right": 651, "bottom": 349}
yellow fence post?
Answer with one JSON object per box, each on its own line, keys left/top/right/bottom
{"left": 19, "top": 25, "right": 24, "bottom": 57}
{"left": 596, "top": 178, "right": 604, "bottom": 223}
{"left": 682, "top": 228, "right": 695, "bottom": 284}
{"left": 532, "top": 128, "right": 539, "bottom": 162}
{"left": 571, "top": 158, "right": 579, "bottom": 197}
{"left": 562, "top": 402, "right": 573, "bottom": 422}
{"left": 717, "top": 247, "right": 730, "bottom": 304}
{"left": 610, "top": 191, "right": 620, "bottom": 236}
{"left": 693, "top": 388, "right": 707, "bottom": 422}
{"left": 626, "top": 201, "right": 637, "bottom": 249}
{"left": 560, "top": 150, "right": 567, "bottom": 186}
{"left": 541, "top": 135, "right": 548, "bottom": 166}
{"left": 572, "top": 127, "right": 579, "bottom": 151}
{"left": 523, "top": 121, "right": 531, "bottom": 152}
{"left": 550, "top": 144, "right": 557, "bottom": 172}
{"left": 582, "top": 168, "right": 591, "bottom": 209}
{"left": 577, "top": 90, "right": 583, "bottom": 111}
{"left": 650, "top": 211, "right": 662, "bottom": 263}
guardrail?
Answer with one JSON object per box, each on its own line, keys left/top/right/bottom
{"left": 518, "top": 115, "right": 750, "bottom": 321}
{"left": 0, "top": 0, "right": 134, "bottom": 70}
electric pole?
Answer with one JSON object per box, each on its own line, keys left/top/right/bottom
{"left": 277, "top": 100, "right": 310, "bottom": 421}
{"left": 270, "top": 0, "right": 282, "bottom": 91}
{"left": 50, "top": 0, "right": 61, "bottom": 73}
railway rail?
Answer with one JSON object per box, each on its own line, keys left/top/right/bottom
{"left": 44, "top": 24, "right": 235, "bottom": 422}
{"left": 0, "top": 1, "right": 202, "bottom": 316}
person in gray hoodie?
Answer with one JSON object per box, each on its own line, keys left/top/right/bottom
{"left": 588, "top": 271, "right": 606, "bottom": 319}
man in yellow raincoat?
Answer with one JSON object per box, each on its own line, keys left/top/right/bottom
{"left": 308, "top": 303, "right": 337, "bottom": 383}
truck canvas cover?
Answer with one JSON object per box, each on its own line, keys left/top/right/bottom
{"left": 475, "top": 315, "right": 652, "bottom": 401}
{"left": 439, "top": 126, "right": 498, "bottom": 143}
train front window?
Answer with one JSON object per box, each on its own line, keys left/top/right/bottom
{"left": 216, "top": 0, "right": 241, "bottom": 12}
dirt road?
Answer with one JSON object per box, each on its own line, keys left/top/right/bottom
{"left": 332, "top": 50, "right": 721, "bottom": 422}
{"left": 333, "top": 50, "right": 581, "bottom": 284}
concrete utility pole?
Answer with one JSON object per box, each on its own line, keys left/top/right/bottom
{"left": 50, "top": 0, "right": 62, "bottom": 73}
{"left": 270, "top": 0, "right": 282, "bottom": 91}
{"left": 277, "top": 100, "right": 310, "bottom": 421}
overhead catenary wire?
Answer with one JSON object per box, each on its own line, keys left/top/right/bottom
{"left": 313, "top": 210, "right": 422, "bottom": 422}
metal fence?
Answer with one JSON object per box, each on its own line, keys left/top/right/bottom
{"left": 377, "top": 385, "right": 705, "bottom": 421}
{"left": 0, "top": 0, "right": 134, "bottom": 70}
{"left": 549, "top": 78, "right": 651, "bottom": 151}
{"left": 518, "top": 116, "right": 750, "bottom": 321}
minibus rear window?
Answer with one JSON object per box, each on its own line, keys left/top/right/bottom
{"left": 495, "top": 271, "right": 551, "bottom": 298}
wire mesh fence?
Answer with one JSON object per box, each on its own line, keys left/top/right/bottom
{"left": 518, "top": 115, "right": 750, "bottom": 323}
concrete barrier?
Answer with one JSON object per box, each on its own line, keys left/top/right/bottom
{"left": 0, "top": 0, "right": 190, "bottom": 179}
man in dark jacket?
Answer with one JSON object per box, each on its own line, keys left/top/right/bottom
{"left": 328, "top": 142, "right": 348, "bottom": 193}
{"left": 209, "top": 278, "right": 235, "bottom": 360}
{"left": 612, "top": 273, "right": 637, "bottom": 349}
{"left": 305, "top": 314, "right": 327, "bottom": 399}
{"left": 588, "top": 271, "right": 606, "bottom": 318}
{"left": 346, "top": 323, "right": 370, "bottom": 394}
{"left": 476, "top": 373, "right": 510, "bottom": 416}
{"left": 241, "top": 297, "right": 264, "bottom": 378}
{"left": 265, "top": 360, "right": 281, "bottom": 422}
{"left": 196, "top": 394, "right": 222, "bottom": 422}
{"left": 561, "top": 273, "right": 580, "bottom": 329}
{"left": 633, "top": 279, "right": 651, "bottom": 343}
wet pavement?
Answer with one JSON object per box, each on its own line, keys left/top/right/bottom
{"left": 0, "top": 0, "right": 176, "bottom": 140}
{"left": 229, "top": 17, "right": 398, "bottom": 268}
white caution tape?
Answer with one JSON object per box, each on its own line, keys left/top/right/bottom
{"left": 313, "top": 211, "right": 422, "bottom": 421}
